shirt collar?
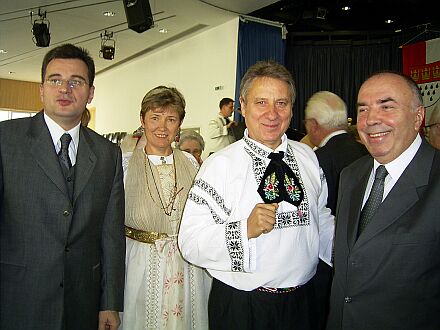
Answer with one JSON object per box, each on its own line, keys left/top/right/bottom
{"left": 44, "top": 112, "right": 80, "bottom": 152}
{"left": 319, "top": 130, "right": 347, "bottom": 147}
{"left": 373, "top": 134, "right": 422, "bottom": 182}
{"left": 243, "top": 128, "right": 288, "bottom": 157}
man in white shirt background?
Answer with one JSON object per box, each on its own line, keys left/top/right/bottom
{"left": 206, "top": 97, "right": 237, "bottom": 154}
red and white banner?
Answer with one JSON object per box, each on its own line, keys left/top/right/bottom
{"left": 403, "top": 37, "right": 440, "bottom": 123}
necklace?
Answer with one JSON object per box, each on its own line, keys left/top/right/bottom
{"left": 143, "top": 149, "right": 183, "bottom": 216}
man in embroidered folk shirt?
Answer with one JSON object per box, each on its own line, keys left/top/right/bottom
{"left": 178, "top": 61, "right": 334, "bottom": 330}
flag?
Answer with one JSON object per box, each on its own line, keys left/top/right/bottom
{"left": 403, "top": 37, "right": 440, "bottom": 124}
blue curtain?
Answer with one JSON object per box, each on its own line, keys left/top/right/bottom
{"left": 234, "top": 19, "right": 286, "bottom": 122}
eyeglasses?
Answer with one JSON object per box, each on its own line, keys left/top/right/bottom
{"left": 45, "top": 78, "right": 88, "bottom": 89}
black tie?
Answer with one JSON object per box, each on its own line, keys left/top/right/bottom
{"left": 358, "top": 165, "right": 388, "bottom": 236}
{"left": 257, "top": 152, "right": 304, "bottom": 206}
{"left": 58, "top": 133, "right": 72, "bottom": 169}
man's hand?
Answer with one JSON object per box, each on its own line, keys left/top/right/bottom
{"left": 226, "top": 121, "right": 238, "bottom": 129}
{"left": 247, "top": 203, "right": 278, "bottom": 239}
{"left": 98, "top": 310, "right": 120, "bottom": 330}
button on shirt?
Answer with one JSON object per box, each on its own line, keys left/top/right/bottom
{"left": 44, "top": 113, "right": 80, "bottom": 166}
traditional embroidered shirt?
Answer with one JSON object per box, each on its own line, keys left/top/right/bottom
{"left": 178, "top": 130, "right": 334, "bottom": 291}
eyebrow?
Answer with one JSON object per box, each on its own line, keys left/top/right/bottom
{"left": 357, "top": 97, "right": 397, "bottom": 107}
{"left": 378, "top": 97, "right": 396, "bottom": 104}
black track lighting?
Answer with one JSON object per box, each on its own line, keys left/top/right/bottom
{"left": 31, "top": 9, "right": 50, "bottom": 47}
{"left": 100, "top": 30, "right": 115, "bottom": 60}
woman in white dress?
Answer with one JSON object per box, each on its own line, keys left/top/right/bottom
{"left": 121, "top": 86, "right": 211, "bottom": 329}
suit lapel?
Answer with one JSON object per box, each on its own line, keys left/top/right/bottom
{"left": 73, "top": 127, "right": 97, "bottom": 203}
{"left": 355, "top": 141, "right": 434, "bottom": 247}
{"left": 347, "top": 164, "right": 371, "bottom": 249}
{"left": 28, "top": 112, "right": 70, "bottom": 198}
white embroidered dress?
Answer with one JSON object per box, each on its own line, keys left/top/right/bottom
{"left": 121, "top": 149, "right": 211, "bottom": 330}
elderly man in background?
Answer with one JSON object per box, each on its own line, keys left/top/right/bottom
{"left": 179, "top": 60, "right": 334, "bottom": 330}
{"left": 304, "top": 91, "right": 368, "bottom": 214}
{"left": 304, "top": 91, "right": 367, "bottom": 329}
{"left": 327, "top": 71, "right": 440, "bottom": 330}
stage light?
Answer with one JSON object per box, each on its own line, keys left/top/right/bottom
{"left": 316, "top": 7, "right": 327, "bottom": 20}
{"left": 100, "top": 30, "right": 116, "bottom": 60}
{"left": 31, "top": 9, "right": 50, "bottom": 47}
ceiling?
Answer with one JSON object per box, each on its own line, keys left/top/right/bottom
{"left": 1, "top": 0, "right": 438, "bottom": 83}
{"left": 0, "top": 0, "right": 276, "bottom": 82}
{"left": 251, "top": 0, "right": 440, "bottom": 42}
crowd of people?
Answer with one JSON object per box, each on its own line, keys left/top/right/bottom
{"left": 1, "top": 43, "right": 439, "bottom": 330}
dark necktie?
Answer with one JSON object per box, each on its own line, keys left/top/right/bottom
{"left": 257, "top": 152, "right": 304, "bottom": 206}
{"left": 358, "top": 165, "right": 388, "bottom": 236}
{"left": 58, "top": 133, "right": 72, "bottom": 169}
{"left": 225, "top": 117, "right": 231, "bottom": 125}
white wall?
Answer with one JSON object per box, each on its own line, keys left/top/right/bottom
{"left": 91, "top": 18, "right": 239, "bottom": 147}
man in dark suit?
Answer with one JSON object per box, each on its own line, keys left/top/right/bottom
{"left": 304, "top": 91, "right": 368, "bottom": 329}
{"left": 304, "top": 91, "right": 368, "bottom": 214}
{"left": 327, "top": 71, "right": 440, "bottom": 329}
{"left": 0, "top": 44, "right": 125, "bottom": 330}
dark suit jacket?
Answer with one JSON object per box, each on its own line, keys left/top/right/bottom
{"left": 312, "top": 133, "right": 367, "bottom": 329}
{"left": 327, "top": 140, "right": 440, "bottom": 330}
{"left": 315, "top": 133, "right": 368, "bottom": 214}
{"left": 0, "top": 112, "right": 125, "bottom": 330}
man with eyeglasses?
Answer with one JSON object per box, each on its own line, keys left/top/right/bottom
{"left": 424, "top": 101, "right": 440, "bottom": 149}
{"left": 0, "top": 44, "right": 125, "bottom": 330}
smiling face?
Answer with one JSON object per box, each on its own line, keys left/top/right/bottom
{"left": 141, "top": 106, "right": 181, "bottom": 156}
{"left": 356, "top": 73, "right": 424, "bottom": 164}
{"left": 240, "top": 77, "right": 293, "bottom": 150}
{"left": 40, "top": 58, "right": 94, "bottom": 130}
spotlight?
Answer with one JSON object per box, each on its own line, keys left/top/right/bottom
{"left": 31, "top": 9, "right": 50, "bottom": 47}
{"left": 316, "top": 7, "right": 327, "bottom": 20}
{"left": 100, "top": 30, "right": 116, "bottom": 60}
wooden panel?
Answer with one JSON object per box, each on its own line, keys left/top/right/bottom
{"left": 0, "top": 78, "right": 43, "bottom": 111}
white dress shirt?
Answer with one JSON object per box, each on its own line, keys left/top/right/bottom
{"left": 44, "top": 113, "right": 80, "bottom": 166}
{"left": 362, "top": 134, "right": 422, "bottom": 206}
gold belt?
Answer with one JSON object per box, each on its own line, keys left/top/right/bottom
{"left": 125, "top": 225, "right": 168, "bottom": 244}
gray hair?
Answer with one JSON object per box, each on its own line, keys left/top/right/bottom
{"left": 305, "top": 91, "right": 348, "bottom": 129}
{"left": 240, "top": 60, "right": 296, "bottom": 104}
{"left": 176, "top": 130, "right": 205, "bottom": 151}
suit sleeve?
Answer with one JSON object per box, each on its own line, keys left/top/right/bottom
{"left": 100, "top": 146, "right": 125, "bottom": 311}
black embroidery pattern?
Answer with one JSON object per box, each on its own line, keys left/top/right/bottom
{"left": 188, "top": 192, "right": 224, "bottom": 224}
{"left": 244, "top": 139, "right": 310, "bottom": 229}
{"left": 275, "top": 209, "right": 310, "bottom": 228}
{"left": 243, "top": 136, "right": 270, "bottom": 158}
{"left": 225, "top": 221, "right": 244, "bottom": 272}
{"left": 244, "top": 147, "right": 266, "bottom": 186}
{"left": 193, "top": 179, "right": 231, "bottom": 216}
